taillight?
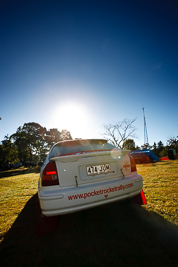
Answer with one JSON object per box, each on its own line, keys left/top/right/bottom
{"left": 42, "top": 161, "right": 59, "bottom": 186}
{"left": 129, "top": 154, "right": 137, "bottom": 172}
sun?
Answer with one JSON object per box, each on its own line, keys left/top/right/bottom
{"left": 51, "top": 102, "right": 93, "bottom": 139}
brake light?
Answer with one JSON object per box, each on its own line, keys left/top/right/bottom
{"left": 129, "top": 154, "right": 137, "bottom": 172}
{"left": 42, "top": 161, "right": 59, "bottom": 186}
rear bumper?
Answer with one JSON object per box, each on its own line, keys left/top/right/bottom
{"left": 38, "top": 173, "right": 143, "bottom": 216}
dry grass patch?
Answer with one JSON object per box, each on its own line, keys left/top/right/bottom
{"left": 0, "top": 169, "right": 39, "bottom": 240}
{"left": 0, "top": 164, "right": 178, "bottom": 266}
{"left": 0, "top": 161, "right": 178, "bottom": 241}
{"left": 137, "top": 160, "right": 178, "bottom": 225}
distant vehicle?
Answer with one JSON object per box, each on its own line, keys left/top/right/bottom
{"left": 0, "top": 162, "right": 23, "bottom": 170}
{"left": 12, "top": 162, "right": 22, "bottom": 169}
{"left": 24, "top": 161, "right": 36, "bottom": 167}
{"left": 38, "top": 139, "right": 146, "bottom": 217}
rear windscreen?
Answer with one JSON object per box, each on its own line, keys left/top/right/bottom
{"left": 50, "top": 142, "right": 117, "bottom": 158}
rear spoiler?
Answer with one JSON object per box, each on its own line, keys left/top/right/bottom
{"left": 51, "top": 149, "right": 130, "bottom": 163}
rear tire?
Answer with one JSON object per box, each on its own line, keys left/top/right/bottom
{"left": 36, "top": 197, "right": 58, "bottom": 236}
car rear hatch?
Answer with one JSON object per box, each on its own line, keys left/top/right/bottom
{"left": 51, "top": 150, "right": 130, "bottom": 187}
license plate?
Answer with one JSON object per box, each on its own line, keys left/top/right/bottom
{"left": 87, "top": 164, "right": 112, "bottom": 176}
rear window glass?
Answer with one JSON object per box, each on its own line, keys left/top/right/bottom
{"left": 50, "top": 141, "right": 117, "bottom": 158}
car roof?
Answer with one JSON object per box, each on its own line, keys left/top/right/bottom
{"left": 54, "top": 139, "right": 108, "bottom": 147}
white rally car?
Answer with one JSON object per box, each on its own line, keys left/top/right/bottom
{"left": 38, "top": 139, "right": 146, "bottom": 216}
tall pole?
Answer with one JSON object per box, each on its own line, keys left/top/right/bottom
{"left": 142, "top": 108, "right": 149, "bottom": 145}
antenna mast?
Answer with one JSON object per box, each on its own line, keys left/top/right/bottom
{"left": 142, "top": 107, "right": 149, "bottom": 145}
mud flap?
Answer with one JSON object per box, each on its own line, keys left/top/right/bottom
{"left": 36, "top": 197, "right": 58, "bottom": 236}
{"left": 131, "top": 190, "right": 147, "bottom": 205}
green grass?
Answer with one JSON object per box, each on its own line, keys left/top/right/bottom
{"left": 0, "top": 168, "right": 39, "bottom": 239}
{"left": 137, "top": 160, "right": 178, "bottom": 225}
{"left": 0, "top": 161, "right": 177, "bottom": 240}
{"left": 0, "top": 163, "right": 178, "bottom": 266}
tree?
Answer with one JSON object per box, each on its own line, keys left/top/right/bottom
{"left": 45, "top": 128, "right": 72, "bottom": 147}
{"left": 0, "top": 135, "right": 19, "bottom": 165}
{"left": 152, "top": 142, "right": 157, "bottom": 150}
{"left": 159, "top": 146, "right": 168, "bottom": 158}
{"left": 141, "top": 143, "right": 152, "bottom": 150}
{"left": 123, "top": 139, "right": 136, "bottom": 150}
{"left": 60, "top": 129, "right": 72, "bottom": 141}
{"left": 11, "top": 122, "right": 73, "bottom": 163}
{"left": 152, "top": 141, "right": 166, "bottom": 157}
{"left": 11, "top": 122, "right": 47, "bottom": 163}
{"left": 167, "top": 136, "right": 178, "bottom": 152}
{"left": 158, "top": 141, "right": 164, "bottom": 150}
{"left": 103, "top": 118, "right": 137, "bottom": 149}
{"left": 45, "top": 128, "right": 62, "bottom": 148}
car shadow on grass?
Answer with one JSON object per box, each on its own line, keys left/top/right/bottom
{"left": 0, "top": 194, "right": 178, "bottom": 267}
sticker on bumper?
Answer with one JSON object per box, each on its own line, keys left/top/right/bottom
{"left": 68, "top": 183, "right": 133, "bottom": 200}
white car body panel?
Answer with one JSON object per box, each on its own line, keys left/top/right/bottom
{"left": 38, "top": 140, "right": 144, "bottom": 216}
{"left": 38, "top": 173, "right": 143, "bottom": 216}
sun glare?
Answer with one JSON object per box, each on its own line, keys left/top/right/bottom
{"left": 51, "top": 102, "right": 94, "bottom": 139}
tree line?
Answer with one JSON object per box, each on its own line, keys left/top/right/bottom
{"left": 0, "top": 122, "right": 72, "bottom": 167}
{"left": 0, "top": 119, "right": 177, "bottom": 169}
{"left": 103, "top": 119, "right": 178, "bottom": 158}
{"left": 123, "top": 138, "right": 178, "bottom": 158}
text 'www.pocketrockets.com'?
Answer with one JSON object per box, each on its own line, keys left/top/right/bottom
{"left": 68, "top": 183, "right": 134, "bottom": 200}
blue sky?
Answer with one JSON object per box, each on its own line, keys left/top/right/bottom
{"left": 0, "top": 0, "right": 178, "bottom": 147}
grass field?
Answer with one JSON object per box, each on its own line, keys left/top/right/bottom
{"left": 137, "top": 161, "right": 178, "bottom": 225}
{"left": 0, "top": 168, "right": 40, "bottom": 239}
{"left": 0, "top": 162, "right": 178, "bottom": 266}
